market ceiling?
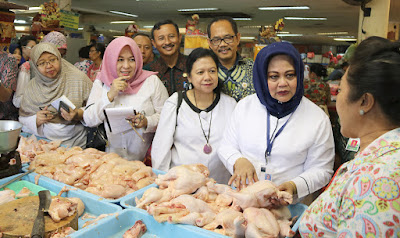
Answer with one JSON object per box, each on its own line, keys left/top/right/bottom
{"left": 10, "top": 0, "right": 400, "bottom": 45}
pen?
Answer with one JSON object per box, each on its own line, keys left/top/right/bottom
{"left": 126, "top": 118, "right": 145, "bottom": 143}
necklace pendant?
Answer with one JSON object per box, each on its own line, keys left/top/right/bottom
{"left": 203, "top": 143, "right": 212, "bottom": 154}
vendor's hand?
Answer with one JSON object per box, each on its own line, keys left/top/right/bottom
{"left": 60, "top": 107, "right": 77, "bottom": 121}
{"left": 36, "top": 106, "right": 54, "bottom": 127}
{"left": 275, "top": 181, "right": 297, "bottom": 206}
{"left": 128, "top": 113, "right": 148, "bottom": 129}
{"left": 107, "top": 76, "right": 130, "bottom": 102}
{"left": 278, "top": 180, "right": 296, "bottom": 196}
{"left": 228, "top": 157, "right": 258, "bottom": 190}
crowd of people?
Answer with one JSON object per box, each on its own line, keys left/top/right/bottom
{"left": 1, "top": 15, "right": 399, "bottom": 237}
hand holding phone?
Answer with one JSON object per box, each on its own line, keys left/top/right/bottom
{"left": 59, "top": 101, "right": 70, "bottom": 113}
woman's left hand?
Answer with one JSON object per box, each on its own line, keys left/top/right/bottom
{"left": 60, "top": 107, "right": 77, "bottom": 121}
{"left": 128, "top": 113, "right": 147, "bottom": 129}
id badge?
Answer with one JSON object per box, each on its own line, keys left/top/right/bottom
{"left": 260, "top": 165, "right": 273, "bottom": 181}
{"left": 346, "top": 138, "right": 360, "bottom": 152}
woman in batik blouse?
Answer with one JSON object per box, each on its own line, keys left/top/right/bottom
{"left": 299, "top": 36, "right": 400, "bottom": 237}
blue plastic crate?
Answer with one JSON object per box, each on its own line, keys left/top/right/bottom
{"left": 120, "top": 186, "right": 308, "bottom": 238}
{"left": 21, "top": 167, "right": 165, "bottom": 204}
{"left": 0, "top": 173, "right": 122, "bottom": 236}
{"left": 73, "top": 208, "right": 229, "bottom": 238}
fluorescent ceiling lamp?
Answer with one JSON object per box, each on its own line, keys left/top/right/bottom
{"left": 12, "top": 6, "right": 41, "bottom": 13}
{"left": 14, "top": 20, "right": 27, "bottom": 24}
{"left": 284, "top": 17, "right": 327, "bottom": 20}
{"left": 334, "top": 38, "right": 357, "bottom": 41}
{"left": 277, "top": 33, "right": 303, "bottom": 37}
{"left": 15, "top": 26, "right": 27, "bottom": 31}
{"left": 241, "top": 37, "right": 255, "bottom": 40}
{"left": 142, "top": 26, "right": 153, "bottom": 28}
{"left": 258, "top": 6, "right": 309, "bottom": 10}
{"left": 29, "top": 7, "right": 42, "bottom": 10}
{"left": 177, "top": 8, "right": 218, "bottom": 12}
{"left": 110, "top": 21, "right": 136, "bottom": 24}
{"left": 113, "top": 35, "right": 125, "bottom": 38}
{"left": 109, "top": 10, "right": 138, "bottom": 17}
{"left": 233, "top": 18, "right": 252, "bottom": 21}
{"left": 317, "top": 32, "right": 348, "bottom": 35}
{"left": 78, "top": 27, "right": 84, "bottom": 30}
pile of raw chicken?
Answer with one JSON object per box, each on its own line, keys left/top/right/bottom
{"left": 17, "top": 135, "right": 62, "bottom": 164}
{"left": 28, "top": 146, "right": 156, "bottom": 199}
{"left": 135, "top": 164, "right": 296, "bottom": 238}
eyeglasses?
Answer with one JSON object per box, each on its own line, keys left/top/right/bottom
{"left": 89, "top": 49, "right": 98, "bottom": 53}
{"left": 37, "top": 57, "right": 58, "bottom": 68}
{"left": 209, "top": 35, "right": 236, "bottom": 46}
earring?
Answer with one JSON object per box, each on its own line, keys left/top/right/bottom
{"left": 359, "top": 109, "right": 365, "bottom": 116}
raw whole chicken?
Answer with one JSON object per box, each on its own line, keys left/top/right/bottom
{"left": 227, "top": 180, "right": 293, "bottom": 210}
{"left": 147, "top": 194, "right": 216, "bottom": 224}
{"left": 203, "top": 208, "right": 246, "bottom": 237}
{"left": 123, "top": 220, "right": 147, "bottom": 238}
{"left": 156, "top": 164, "right": 209, "bottom": 197}
{"left": 48, "top": 197, "right": 78, "bottom": 222}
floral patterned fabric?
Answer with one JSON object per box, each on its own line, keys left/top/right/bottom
{"left": 299, "top": 128, "right": 400, "bottom": 238}
{"left": 304, "top": 78, "right": 330, "bottom": 106}
{"left": 87, "top": 63, "right": 101, "bottom": 82}
{"left": 74, "top": 59, "right": 92, "bottom": 75}
{"left": 0, "top": 51, "right": 19, "bottom": 120}
{"left": 218, "top": 55, "right": 255, "bottom": 102}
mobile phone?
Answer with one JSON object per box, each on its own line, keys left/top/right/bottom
{"left": 59, "top": 101, "right": 70, "bottom": 113}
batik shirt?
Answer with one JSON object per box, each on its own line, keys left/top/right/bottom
{"left": 74, "top": 59, "right": 92, "bottom": 75}
{"left": 218, "top": 55, "right": 255, "bottom": 101}
{"left": 299, "top": 128, "right": 400, "bottom": 238}
{"left": 304, "top": 78, "right": 330, "bottom": 106}
{"left": 0, "top": 51, "right": 18, "bottom": 120}
{"left": 147, "top": 53, "right": 187, "bottom": 95}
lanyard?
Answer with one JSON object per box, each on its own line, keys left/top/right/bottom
{"left": 265, "top": 111, "right": 294, "bottom": 161}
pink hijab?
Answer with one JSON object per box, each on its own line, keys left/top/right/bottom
{"left": 99, "top": 37, "right": 157, "bottom": 94}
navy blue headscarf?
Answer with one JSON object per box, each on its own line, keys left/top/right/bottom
{"left": 253, "top": 42, "right": 304, "bottom": 118}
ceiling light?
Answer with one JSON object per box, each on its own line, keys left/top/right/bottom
{"left": 15, "top": 26, "right": 27, "bottom": 31}
{"left": 242, "top": 25, "right": 262, "bottom": 28}
{"left": 142, "top": 26, "right": 153, "bottom": 28}
{"left": 113, "top": 35, "right": 125, "bottom": 38}
{"left": 14, "top": 20, "right": 27, "bottom": 24}
{"left": 29, "top": 7, "right": 42, "bottom": 11}
{"left": 258, "top": 6, "right": 309, "bottom": 10}
{"left": 241, "top": 37, "right": 255, "bottom": 40}
{"left": 317, "top": 32, "right": 348, "bottom": 35}
{"left": 78, "top": 27, "right": 84, "bottom": 30}
{"left": 12, "top": 6, "right": 41, "bottom": 13}
{"left": 109, "top": 10, "right": 138, "bottom": 17}
{"left": 110, "top": 21, "right": 136, "bottom": 24}
{"left": 233, "top": 18, "right": 252, "bottom": 21}
{"left": 334, "top": 38, "right": 357, "bottom": 41}
{"left": 277, "top": 33, "right": 303, "bottom": 37}
{"left": 284, "top": 17, "right": 327, "bottom": 20}
{"left": 177, "top": 8, "right": 219, "bottom": 12}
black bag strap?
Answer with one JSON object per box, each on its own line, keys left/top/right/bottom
{"left": 176, "top": 90, "right": 183, "bottom": 125}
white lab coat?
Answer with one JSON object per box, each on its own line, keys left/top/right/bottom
{"left": 83, "top": 75, "right": 168, "bottom": 161}
{"left": 218, "top": 94, "right": 335, "bottom": 198}
{"left": 152, "top": 92, "right": 237, "bottom": 184}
